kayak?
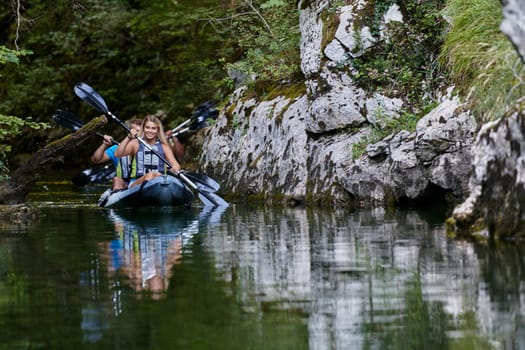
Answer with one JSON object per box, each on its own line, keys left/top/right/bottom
{"left": 98, "top": 175, "right": 194, "bottom": 208}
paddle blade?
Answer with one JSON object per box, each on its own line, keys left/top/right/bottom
{"left": 177, "top": 171, "right": 228, "bottom": 208}
{"left": 193, "top": 100, "right": 217, "bottom": 118}
{"left": 72, "top": 165, "right": 116, "bottom": 187}
{"left": 71, "top": 170, "right": 92, "bottom": 187}
{"left": 189, "top": 100, "right": 218, "bottom": 130}
{"left": 189, "top": 115, "right": 209, "bottom": 131}
{"left": 74, "top": 82, "right": 109, "bottom": 115}
{"left": 183, "top": 171, "right": 220, "bottom": 192}
{"left": 52, "top": 109, "right": 84, "bottom": 131}
{"left": 198, "top": 191, "right": 229, "bottom": 208}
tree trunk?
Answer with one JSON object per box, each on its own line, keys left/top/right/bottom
{"left": 0, "top": 115, "right": 108, "bottom": 204}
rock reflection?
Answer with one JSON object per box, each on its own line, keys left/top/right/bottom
{"left": 200, "top": 206, "right": 518, "bottom": 349}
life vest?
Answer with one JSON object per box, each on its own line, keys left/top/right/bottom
{"left": 116, "top": 155, "right": 132, "bottom": 180}
{"left": 130, "top": 140, "right": 167, "bottom": 178}
{"left": 106, "top": 145, "right": 132, "bottom": 181}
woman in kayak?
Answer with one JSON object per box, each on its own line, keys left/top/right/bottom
{"left": 115, "top": 114, "right": 181, "bottom": 188}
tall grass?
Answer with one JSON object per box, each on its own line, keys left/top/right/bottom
{"left": 439, "top": 0, "right": 525, "bottom": 122}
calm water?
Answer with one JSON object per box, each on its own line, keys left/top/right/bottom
{"left": 1, "top": 178, "right": 525, "bottom": 349}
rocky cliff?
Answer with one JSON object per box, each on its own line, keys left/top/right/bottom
{"left": 200, "top": 0, "right": 476, "bottom": 208}
{"left": 200, "top": 0, "right": 525, "bottom": 239}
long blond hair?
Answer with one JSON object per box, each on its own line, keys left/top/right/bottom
{"left": 141, "top": 115, "right": 168, "bottom": 144}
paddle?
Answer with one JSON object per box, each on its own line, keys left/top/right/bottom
{"left": 53, "top": 109, "right": 220, "bottom": 192}
{"left": 168, "top": 100, "right": 218, "bottom": 139}
{"left": 181, "top": 171, "right": 220, "bottom": 192}
{"left": 74, "top": 82, "right": 228, "bottom": 207}
{"left": 71, "top": 164, "right": 116, "bottom": 187}
{"left": 52, "top": 109, "right": 118, "bottom": 145}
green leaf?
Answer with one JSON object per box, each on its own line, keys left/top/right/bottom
{"left": 261, "top": 0, "right": 287, "bottom": 9}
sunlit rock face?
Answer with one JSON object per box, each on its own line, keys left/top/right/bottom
{"left": 200, "top": 0, "right": 476, "bottom": 206}
{"left": 500, "top": 0, "right": 525, "bottom": 62}
{"left": 345, "top": 97, "right": 476, "bottom": 206}
{"left": 200, "top": 94, "right": 310, "bottom": 203}
{"left": 299, "top": 0, "right": 328, "bottom": 77}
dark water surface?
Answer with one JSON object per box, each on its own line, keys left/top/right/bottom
{"left": 1, "top": 178, "right": 525, "bottom": 349}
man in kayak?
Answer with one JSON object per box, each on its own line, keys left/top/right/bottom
{"left": 115, "top": 115, "right": 181, "bottom": 188}
{"left": 91, "top": 118, "right": 143, "bottom": 191}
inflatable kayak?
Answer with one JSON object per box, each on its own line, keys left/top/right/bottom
{"left": 97, "top": 175, "right": 194, "bottom": 208}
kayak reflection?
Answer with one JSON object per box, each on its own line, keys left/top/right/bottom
{"left": 100, "top": 206, "right": 226, "bottom": 303}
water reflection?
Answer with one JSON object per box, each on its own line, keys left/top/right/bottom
{"left": 4, "top": 198, "right": 525, "bottom": 349}
{"left": 200, "top": 206, "right": 524, "bottom": 349}
{"left": 99, "top": 207, "right": 226, "bottom": 302}
{"left": 79, "top": 206, "right": 227, "bottom": 345}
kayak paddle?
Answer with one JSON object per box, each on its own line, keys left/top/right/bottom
{"left": 168, "top": 100, "right": 218, "bottom": 139}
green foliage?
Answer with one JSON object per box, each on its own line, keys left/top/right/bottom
{"left": 369, "top": 0, "right": 397, "bottom": 37}
{"left": 0, "top": 0, "right": 238, "bottom": 170}
{"left": 0, "top": 46, "right": 32, "bottom": 65}
{"left": 0, "top": 0, "right": 229, "bottom": 123}
{"left": 0, "top": 0, "right": 303, "bottom": 168}
{"left": 0, "top": 114, "right": 50, "bottom": 180}
{"left": 0, "top": 0, "right": 301, "bottom": 125}
{"left": 439, "top": 0, "right": 525, "bottom": 122}
{"left": 220, "top": 0, "right": 302, "bottom": 85}
{"left": 0, "top": 45, "right": 49, "bottom": 179}
{"left": 349, "top": 0, "right": 447, "bottom": 109}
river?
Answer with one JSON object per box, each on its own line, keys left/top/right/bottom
{"left": 0, "top": 177, "right": 524, "bottom": 349}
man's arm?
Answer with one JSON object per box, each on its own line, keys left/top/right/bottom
{"left": 91, "top": 135, "right": 113, "bottom": 164}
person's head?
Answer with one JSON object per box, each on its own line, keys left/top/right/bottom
{"left": 124, "top": 118, "right": 142, "bottom": 135}
{"left": 141, "top": 115, "right": 167, "bottom": 144}
{"left": 130, "top": 118, "right": 142, "bottom": 134}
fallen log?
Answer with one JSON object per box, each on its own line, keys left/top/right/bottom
{"left": 0, "top": 115, "right": 108, "bottom": 204}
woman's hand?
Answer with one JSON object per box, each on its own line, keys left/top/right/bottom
{"left": 128, "top": 128, "right": 138, "bottom": 140}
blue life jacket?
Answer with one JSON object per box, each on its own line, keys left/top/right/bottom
{"left": 131, "top": 140, "right": 167, "bottom": 178}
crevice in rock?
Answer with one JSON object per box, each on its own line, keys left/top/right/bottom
{"left": 397, "top": 183, "right": 450, "bottom": 213}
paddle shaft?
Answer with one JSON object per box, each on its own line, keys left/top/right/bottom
{"left": 170, "top": 118, "right": 192, "bottom": 134}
